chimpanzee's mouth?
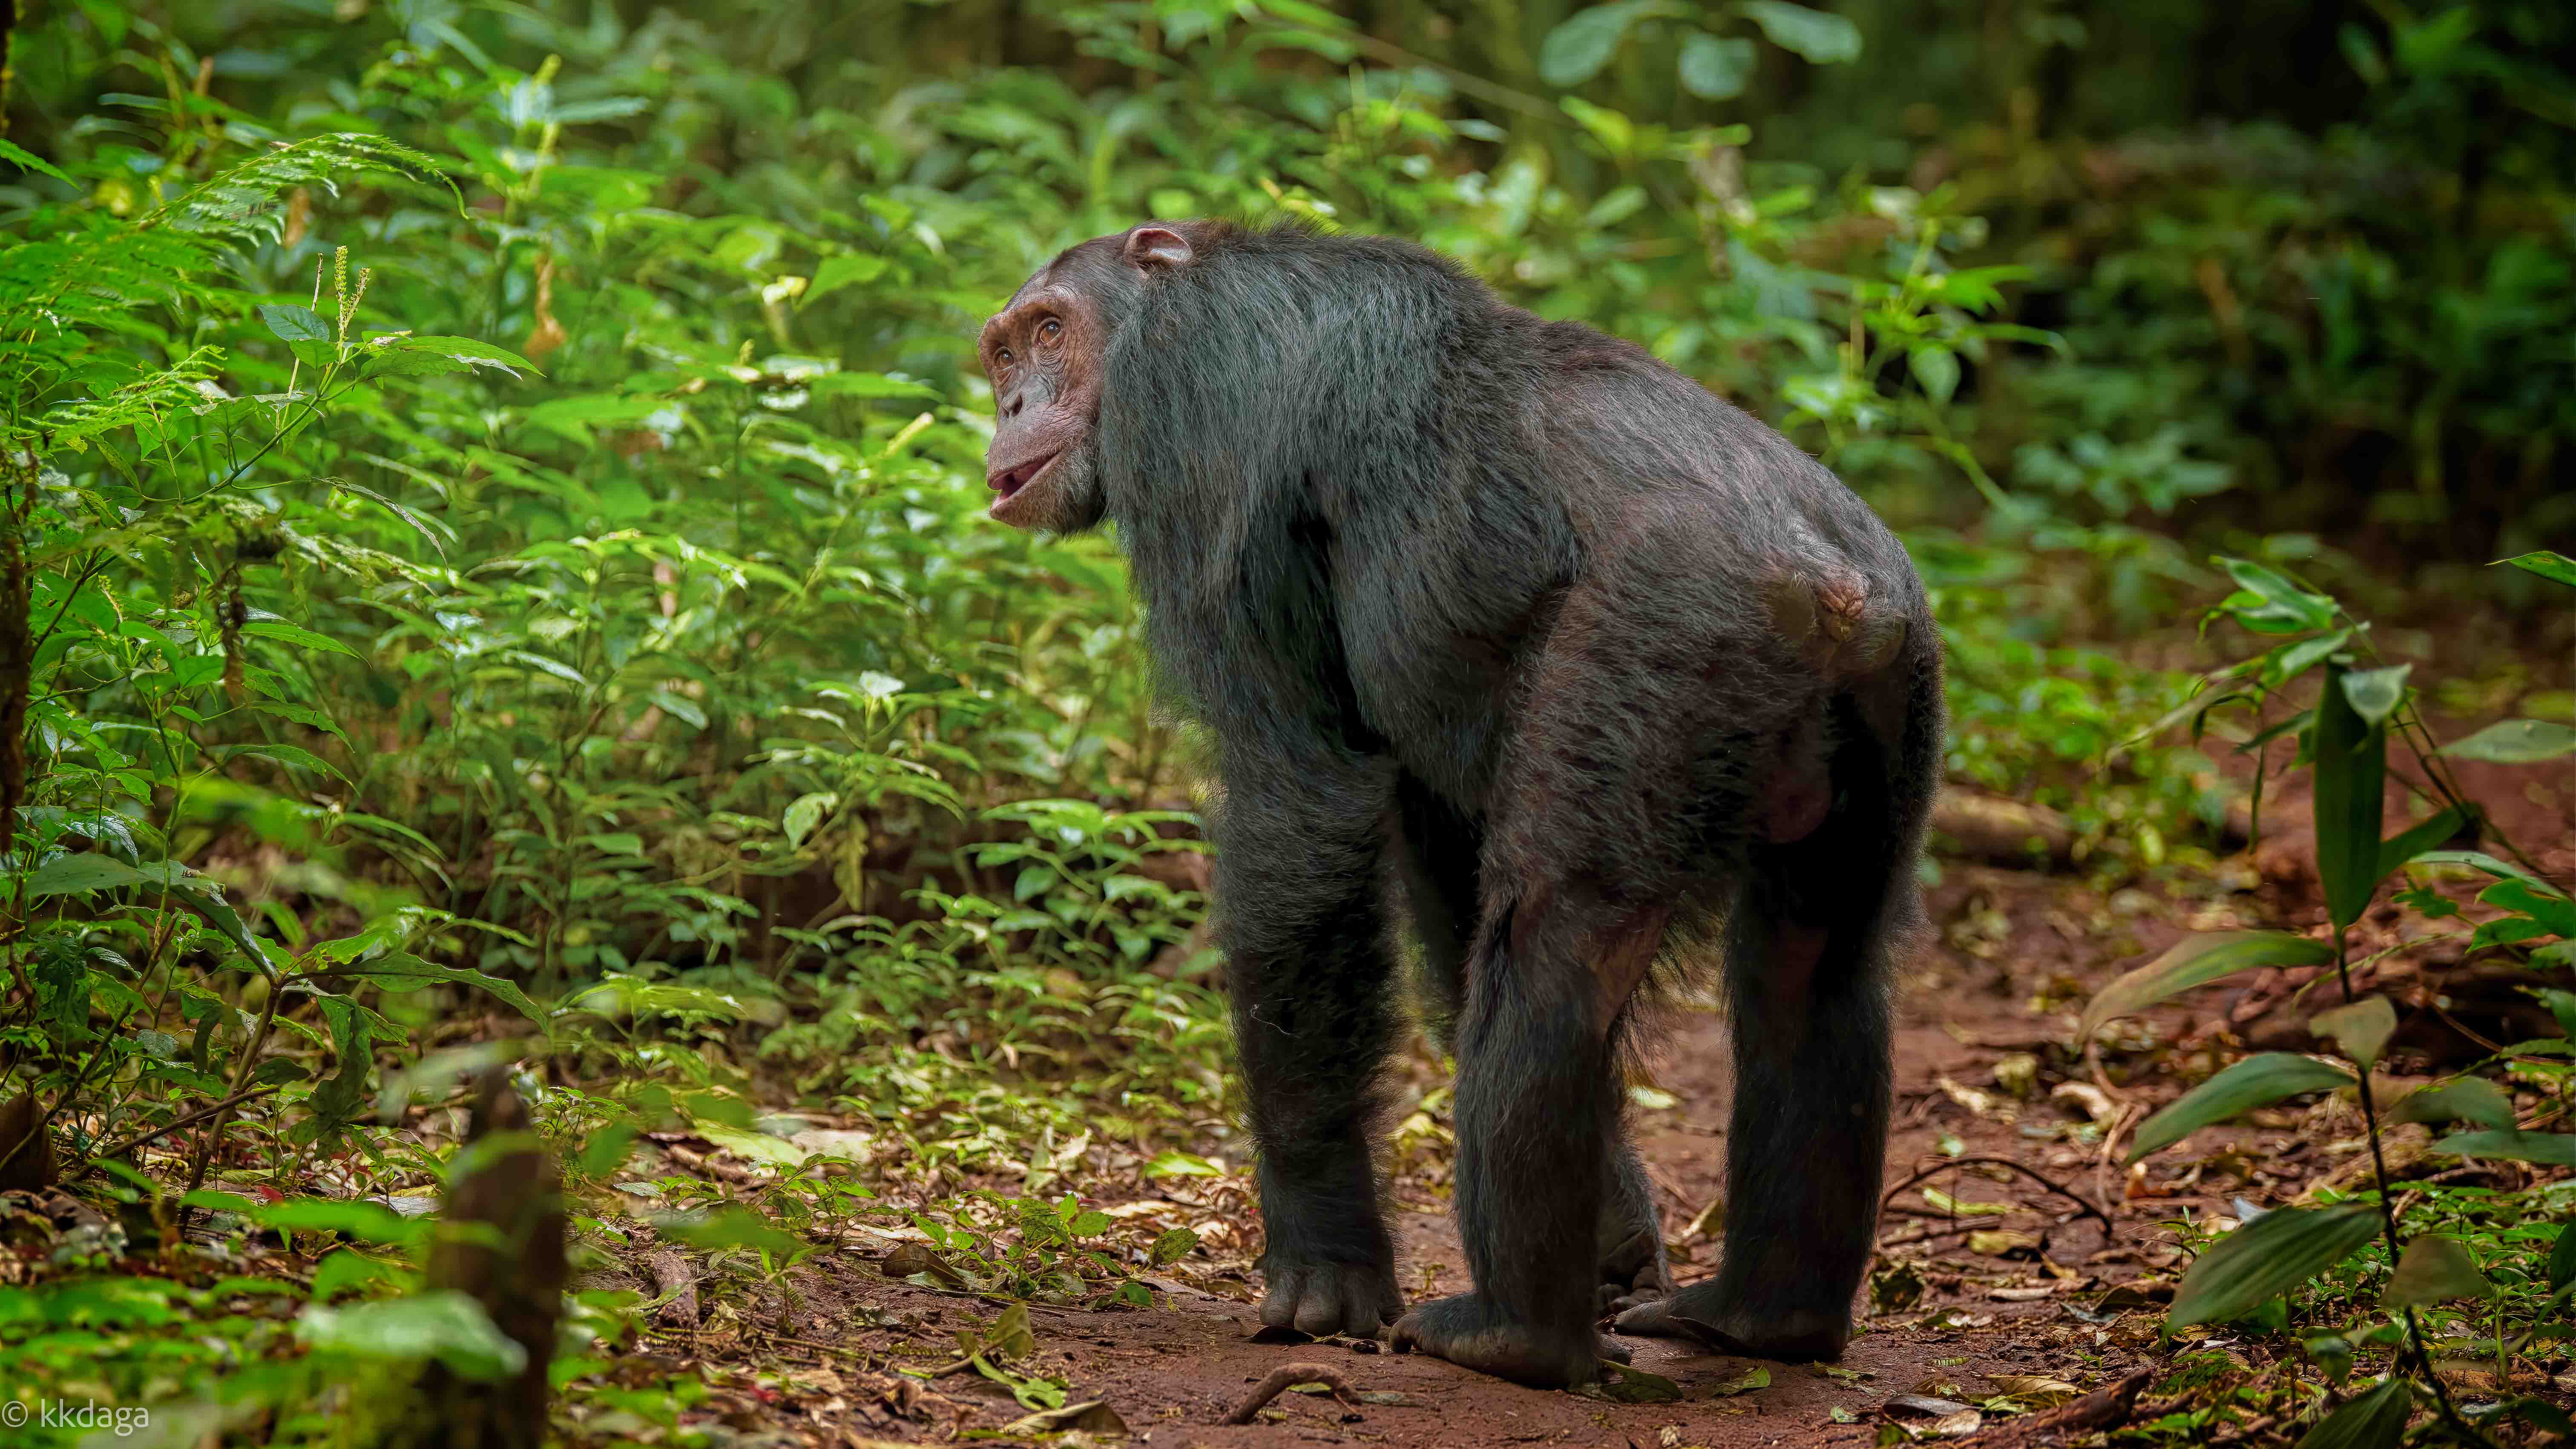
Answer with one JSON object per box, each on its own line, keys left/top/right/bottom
{"left": 989, "top": 451, "right": 1060, "bottom": 502}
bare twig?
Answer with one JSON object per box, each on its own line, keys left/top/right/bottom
{"left": 1878, "top": 1155, "right": 2118, "bottom": 1242}
{"left": 81, "top": 1083, "right": 280, "bottom": 1169}
{"left": 1220, "top": 1363, "right": 1360, "bottom": 1424}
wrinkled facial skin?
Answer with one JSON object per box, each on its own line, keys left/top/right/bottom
{"left": 978, "top": 224, "right": 1194, "bottom": 533}
{"left": 977, "top": 281, "right": 1107, "bottom": 533}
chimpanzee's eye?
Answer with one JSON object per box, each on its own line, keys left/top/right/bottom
{"left": 1038, "top": 318, "right": 1062, "bottom": 343}
{"left": 995, "top": 348, "right": 1014, "bottom": 366}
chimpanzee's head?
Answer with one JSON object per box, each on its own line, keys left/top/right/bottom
{"left": 976, "top": 222, "right": 1199, "bottom": 533}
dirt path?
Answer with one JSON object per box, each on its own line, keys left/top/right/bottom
{"left": 615, "top": 861, "right": 2332, "bottom": 1447}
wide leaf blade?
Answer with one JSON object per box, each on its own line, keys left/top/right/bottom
{"left": 2430, "top": 1130, "right": 2576, "bottom": 1168}
{"left": 2130, "top": 1054, "right": 2355, "bottom": 1162}
{"left": 2381, "top": 1235, "right": 2491, "bottom": 1308}
{"left": 2387, "top": 1076, "right": 2514, "bottom": 1130}
{"left": 2309, "top": 996, "right": 2398, "bottom": 1071}
{"left": 2294, "top": 1378, "right": 2411, "bottom": 1449}
{"left": 2170, "top": 1204, "right": 2380, "bottom": 1328}
{"left": 2313, "top": 660, "right": 2388, "bottom": 929}
{"left": 2442, "top": 719, "right": 2576, "bottom": 763}
{"left": 2080, "top": 933, "right": 2332, "bottom": 1042}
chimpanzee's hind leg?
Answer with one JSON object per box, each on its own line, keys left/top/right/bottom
{"left": 1616, "top": 662, "right": 1938, "bottom": 1359}
{"left": 1391, "top": 775, "right": 1673, "bottom": 1322}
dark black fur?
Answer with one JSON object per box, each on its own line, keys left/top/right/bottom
{"left": 992, "top": 222, "right": 1942, "bottom": 1387}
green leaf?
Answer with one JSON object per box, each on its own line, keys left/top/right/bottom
{"left": 2549, "top": 1220, "right": 2576, "bottom": 1291}
{"left": 696, "top": 1126, "right": 811, "bottom": 1168}
{"left": 2339, "top": 664, "right": 2411, "bottom": 725}
{"left": 1148, "top": 1227, "right": 1198, "bottom": 1265}
{"left": 368, "top": 335, "right": 538, "bottom": 378}
{"left": 258, "top": 1197, "right": 423, "bottom": 1245}
{"left": 240, "top": 619, "right": 362, "bottom": 658}
{"left": 297, "top": 1292, "right": 524, "bottom": 1380}
{"left": 2080, "top": 932, "right": 2333, "bottom": 1041}
{"left": 2497, "top": 550, "right": 2576, "bottom": 588}
{"left": 2309, "top": 996, "right": 2398, "bottom": 1070}
{"left": 2430, "top": 1130, "right": 2576, "bottom": 1168}
{"left": 2129, "top": 1054, "right": 2355, "bottom": 1162}
{"left": 2441, "top": 719, "right": 2576, "bottom": 763}
{"left": 2215, "top": 557, "right": 2337, "bottom": 635}
{"left": 2482, "top": 878, "right": 2576, "bottom": 937}
{"left": 2314, "top": 660, "right": 2388, "bottom": 929}
{"left": 2169, "top": 1204, "right": 2380, "bottom": 1328}
{"left": 2381, "top": 1235, "right": 2491, "bottom": 1307}
{"left": 782, "top": 791, "right": 836, "bottom": 851}
{"left": 2387, "top": 1076, "right": 2514, "bottom": 1130}
{"left": 20, "top": 853, "right": 151, "bottom": 897}
{"left": 1538, "top": 0, "right": 1668, "bottom": 87}
{"left": 1739, "top": 0, "right": 1863, "bottom": 62}
{"left": 2374, "top": 806, "right": 2467, "bottom": 882}
{"left": 1677, "top": 32, "right": 1756, "bottom": 98}
{"left": 339, "top": 956, "right": 544, "bottom": 1023}
{"left": 802, "top": 253, "right": 890, "bottom": 306}
{"left": 1909, "top": 345, "right": 1959, "bottom": 405}
{"left": 2292, "top": 1378, "right": 2410, "bottom": 1449}
{"left": 260, "top": 303, "right": 333, "bottom": 344}
{"left": 0, "top": 138, "right": 73, "bottom": 184}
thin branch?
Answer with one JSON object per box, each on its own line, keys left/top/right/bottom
{"left": 1877, "top": 1154, "right": 2118, "bottom": 1242}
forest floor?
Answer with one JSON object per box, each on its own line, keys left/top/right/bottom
{"left": 560, "top": 740, "right": 2576, "bottom": 1449}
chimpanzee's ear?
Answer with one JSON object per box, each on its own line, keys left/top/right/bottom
{"left": 1124, "top": 225, "right": 1194, "bottom": 271}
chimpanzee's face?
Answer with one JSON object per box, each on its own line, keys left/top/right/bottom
{"left": 978, "top": 269, "right": 1112, "bottom": 534}
{"left": 977, "top": 224, "right": 1197, "bottom": 534}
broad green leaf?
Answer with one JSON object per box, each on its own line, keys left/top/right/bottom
{"left": 2387, "top": 1076, "right": 2513, "bottom": 1130}
{"left": 2314, "top": 660, "right": 2387, "bottom": 929}
{"left": 2339, "top": 664, "right": 2411, "bottom": 725}
{"left": 259, "top": 303, "right": 333, "bottom": 343}
{"left": 2080, "top": 932, "right": 2332, "bottom": 1041}
{"left": 653, "top": 1205, "right": 804, "bottom": 1255}
{"left": 2381, "top": 1235, "right": 2490, "bottom": 1307}
{"left": 2430, "top": 1130, "right": 2576, "bottom": 1168}
{"left": 2216, "top": 557, "right": 2337, "bottom": 634}
{"left": 20, "top": 853, "right": 151, "bottom": 897}
{"left": 2497, "top": 550, "right": 2576, "bottom": 588}
{"left": 2293, "top": 1378, "right": 2410, "bottom": 1449}
{"left": 1739, "top": 0, "right": 1862, "bottom": 62}
{"left": 258, "top": 1197, "right": 423, "bottom": 1245}
{"left": 2442, "top": 719, "right": 2576, "bottom": 763}
{"left": 1910, "top": 345, "right": 1959, "bottom": 405}
{"left": 802, "top": 253, "right": 890, "bottom": 306}
{"left": 2374, "top": 806, "right": 2467, "bottom": 882}
{"left": 1538, "top": 0, "right": 1668, "bottom": 87}
{"left": 2550, "top": 1220, "right": 2576, "bottom": 1290}
{"left": 2406, "top": 848, "right": 2548, "bottom": 890}
{"left": 2129, "top": 1054, "right": 2354, "bottom": 1162}
{"left": 1677, "top": 32, "right": 1755, "bottom": 98}
{"left": 1149, "top": 1227, "right": 1198, "bottom": 1265}
{"left": 241, "top": 619, "right": 362, "bottom": 658}
{"left": 2169, "top": 1204, "right": 2380, "bottom": 1328}
{"left": 805, "top": 371, "right": 939, "bottom": 400}
{"left": 297, "top": 1292, "right": 523, "bottom": 1379}
{"left": 339, "top": 956, "right": 544, "bottom": 1023}
{"left": 782, "top": 791, "right": 836, "bottom": 851}
{"left": 696, "top": 1126, "right": 811, "bottom": 1168}
{"left": 2481, "top": 878, "right": 2576, "bottom": 937}
{"left": 2309, "top": 996, "right": 2398, "bottom": 1070}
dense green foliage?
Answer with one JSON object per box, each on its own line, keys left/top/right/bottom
{"left": 0, "top": 0, "right": 2567, "bottom": 1440}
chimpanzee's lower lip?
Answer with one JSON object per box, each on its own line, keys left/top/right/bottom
{"left": 992, "top": 451, "right": 1060, "bottom": 499}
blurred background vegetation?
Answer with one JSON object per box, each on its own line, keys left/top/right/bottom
{"left": 0, "top": 0, "right": 2569, "bottom": 1437}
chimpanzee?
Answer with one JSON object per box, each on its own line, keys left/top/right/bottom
{"left": 977, "top": 221, "right": 1941, "bottom": 1389}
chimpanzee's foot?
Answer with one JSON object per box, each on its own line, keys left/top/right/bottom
{"left": 1391, "top": 1294, "right": 1628, "bottom": 1387}
{"left": 1610, "top": 1280, "right": 1849, "bottom": 1360}
{"left": 1596, "top": 1222, "right": 1674, "bottom": 1314}
{"left": 1258, "top": 1257, "right": 1403, "bottom": 1339}
{"left": 1596, "top": 1146, "right": 1675, "bottom": 1314}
